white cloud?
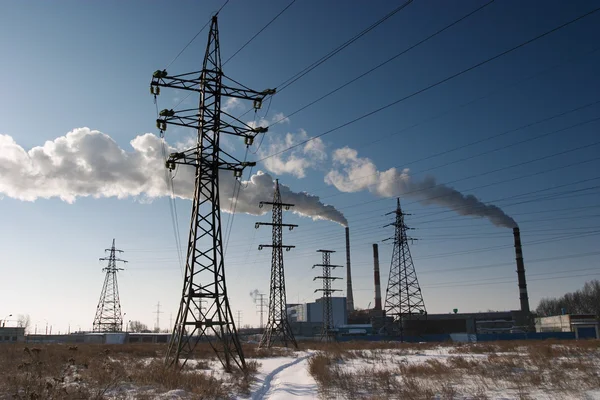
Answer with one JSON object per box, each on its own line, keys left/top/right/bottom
{"left": 223, "top": 97, "right": 245, "bottom": 113}
{"left": 271, "top": 112, "right": 290, "bottom": 124}
{"left": 260, "top": 129, "right": 326, "bottom": 179}
{"left": 0, "top": 128, "right": 347, "bottom": 226}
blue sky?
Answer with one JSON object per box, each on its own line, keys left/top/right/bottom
{"left": 1, "top": 0, "right": 599, "bottom": 333}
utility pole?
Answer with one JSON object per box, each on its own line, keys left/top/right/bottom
{"left": 151, "top": 15, "right": 273, "bottom": 372}
{"left": 255, "top": 293, "right": 267, "bottom": 330}
{"left": 383, "top": 198, "right": 426, "bottom": 339}
{"left": 154, "top": 302, "right": 163, "bottom": 332}
{"left": 313, "top": 250, "right": 343, "bottom": 342}
{"left": 93, "top": 239, "right": 127, "bottom": 332}
{"left": 256, "top": 180, "right": 298, "bottom": 349}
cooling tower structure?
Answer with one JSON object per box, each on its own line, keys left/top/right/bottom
{"left": 373, "top": 243, "right": 382, "bottom": 311}
{"left": 345, "top": 227, "right": 355, "bottom": 312}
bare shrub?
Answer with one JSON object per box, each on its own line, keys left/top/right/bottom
{"left": 129, "top": 359, "right": 228, "bottom": 398}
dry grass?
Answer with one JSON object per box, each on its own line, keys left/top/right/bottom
{"left": 0, "top": 343, "right": 260, "bottom": 399}
{"left": 305, "top": 340, "right": 600, "bottom": 399}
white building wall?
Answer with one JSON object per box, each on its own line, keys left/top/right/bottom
{"left": 306, "top": 297, "right": 347, "bottom": 327}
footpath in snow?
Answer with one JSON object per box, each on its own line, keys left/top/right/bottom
{"left": 246, "top": 352, "right": 317, "bottom": 400}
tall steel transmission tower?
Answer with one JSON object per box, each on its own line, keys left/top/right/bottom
{"left": 383, "top": 198, "right": 426, "bottom": 337}
{"left": 256, "top": 180, "right": 298, "bottom": 349}
{"left": 93, "top": 239, "right": 127, "bottom": 332}
{"left": 313, "top": 250, "right": 342, "bottom": 341}
{"left": 150, "top": 15, "right": 274, "bottom": 372}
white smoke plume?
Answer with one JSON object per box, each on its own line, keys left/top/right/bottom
{"left": 0, "top": 128, "right": 347, "bottom": 226}
{"left": 325, "top": 147, "right": 517, "bottom": 228}
{"left": 249, "top": 289, "right": 260, "bottom": 302}
{"left": 259, "top": 128, "right": 327, "bottom": 179}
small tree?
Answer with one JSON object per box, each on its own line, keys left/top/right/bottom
{"left": 129, "top": 320, "right": 148, "bottom": 332}
{"left": 16, "top": 314, "right": 31, "bottom": 333}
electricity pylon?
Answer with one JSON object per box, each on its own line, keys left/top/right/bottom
{"left": 93, "top": 239, "right": 127, "bottom": 332}
{"left": 150, "top": 15, "right": 274, "bottom": 372}
{"left": 383, "top": 198, "right": 426, "bottom": 339}
{"left": 256, "top": 180, "right": 298, "bottom": 349}
{"left": 254, "top": 293, "right": 267, "bottom": 330}
{"left": 313, "top": 250, "right": 342, "bottom": 341}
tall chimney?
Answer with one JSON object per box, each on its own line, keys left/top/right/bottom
{"left": 345, "top": 227, "right": 355, "bottom": 312}
{"left": 373, "top": 243, "right": 382, "bottom": 311}
{"left": 513, "top": 227, "right": 530, "bottom": 314}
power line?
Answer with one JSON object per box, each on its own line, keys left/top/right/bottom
{"left": 257, "top": 6, "right": 600, "bottom": 162}
{"left": 421, "top": 272, "right": 600, "bottom": 290}
{"left": 164, "top": 0, "right": 230, "bottom": 69}
{"left": 276, "top": 0, "right": 415, "bottom": 93}
{"left": 223, "top": 0, "right": 297, "bottom": 66}
{"left": 268, "top": 0, "right": 495, "bottom": 126}
{"left": 319, "top": 102, "right": 600, "bottom": 200}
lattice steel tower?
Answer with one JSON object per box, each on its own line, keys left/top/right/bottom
{"left": 93, "top": 239, "right": 127, "bottom": 332}
{"left": 150, "top": 15, "right": 274, "bottom": 371}
{"left": 313, "top": 250, "right": 342, "bottom": 341}
{"left": 384, "top": 198, "right": 426, "bottom": 337}
{"left": 256, "top": 180, "right": 298, "bottom": 349}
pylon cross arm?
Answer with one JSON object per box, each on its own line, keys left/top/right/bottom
{"left": 151, "top": 72, "right": 273, "bottom": 102}
{"left": 165, "top": 149, "right": 255, "bottom": 172}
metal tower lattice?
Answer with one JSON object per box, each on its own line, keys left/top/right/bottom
{"left": 256, "top": 180, "right": 298, "bottom": 349}
{"left": 93, "top": 239, "right": 127, "bottom": 332}
{"left": 383, "top": 198, "right": 426, "bottom": 337}
{"left": 313, "top": 250, "right": 342, "bottom": 341}
{"left": 150, "top": 15, "right": 274, "bottom": 372}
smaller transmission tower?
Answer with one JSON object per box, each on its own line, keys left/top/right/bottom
{"left": 255, "top": 293, "right": 267, "bottom": 329}
{"left": 313, "top": 250, "right": 343, "bottom": 341}
{"left": 256, "top": 180, "right": 298, "bottom": 348}
{"left": 154, "top": 302, "right": 163, "bottom": 332}
{"left": 93, "top": 239, "right": 127, "bottom": 332}
{"left": 384, "top": 198, "right": 426, "bottom": 338}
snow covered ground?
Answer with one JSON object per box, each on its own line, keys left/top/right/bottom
{"left": 3, "top": 342, "right": 599, "bottom": 399}
{"left": 239, "top": 344, "right": 600, "bottom": 400}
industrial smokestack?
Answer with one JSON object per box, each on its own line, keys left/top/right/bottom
{"left": 373, "top": 243, "right": 382, "bottom": 311}
{"left": 345, "top": 227, "right": 355, "bottom": 312}
{"left": 513, "top": 227, "right": 530, "bottom": 315}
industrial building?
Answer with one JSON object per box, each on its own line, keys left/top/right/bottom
{"left": 536, "top": 314, "right": 599, "bottom": 339}
{"left": 288, "top": 297, "right": 348, "bottom": 337}
{"left": 0, "top": 327, "right": 25, "bottom": 343}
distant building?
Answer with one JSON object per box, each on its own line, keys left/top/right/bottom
{"left": 288, "top": 297, "right": 347, "bottom": 326}
{"left": 0, "top": 327, "right": 26, "bottom": 343}
{"left": 536, "top": 314, "right": 599, "bottom": 339}
{"left": 288, "top": 297, "right": 348, "bottom": 338}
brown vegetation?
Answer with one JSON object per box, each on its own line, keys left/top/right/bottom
{"left": 305, "top": 339, "right": 600, "bottom": 399}
{"left": 0, "top": 343, "right": 260, "bottom": 399}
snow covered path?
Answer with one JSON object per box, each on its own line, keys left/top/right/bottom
{"left": 249, "top": 353, "right": 317, "bottom": 400}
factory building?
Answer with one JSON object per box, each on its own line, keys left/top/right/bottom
{"left": 288, "top": 297, "right": 348, "bottom": 337}
{"left": 0, "top": 327, "right": 25, "bottom": 343}
{"left": 535, "top": 314, "right": 599, "bottom": 339}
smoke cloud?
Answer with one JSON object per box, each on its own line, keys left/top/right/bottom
{"left": 0, "top": 128, "right": 347, "bottom": 226}
{"left": 249, "top": 289, "right": 260, "bottom": 302}
{"left": 325, "top": 147, "right": 516, "bottom": 228}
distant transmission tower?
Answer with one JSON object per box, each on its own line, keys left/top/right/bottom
{"left": 254, "top": 293, "right": 267, "bottom": 329}
{"left": 383, "top": 198, "right": 426, "bottom": 338}
{"left": 256, "top": 180, "right": 298, "bottom": 349}
{"left": 236, "top": 310, "right": 243, "bottom": 329}
{"left": 154, "top": 302, "right": 163, "bottom": 332}
{"left": 93, "top": 239, "right": 127, "bottom": 332}
{"left": 313, "top": 250, "right": 342, "bottom": 341}
{"left": 151, "top": 15, "right": 274, "bottom": 372}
